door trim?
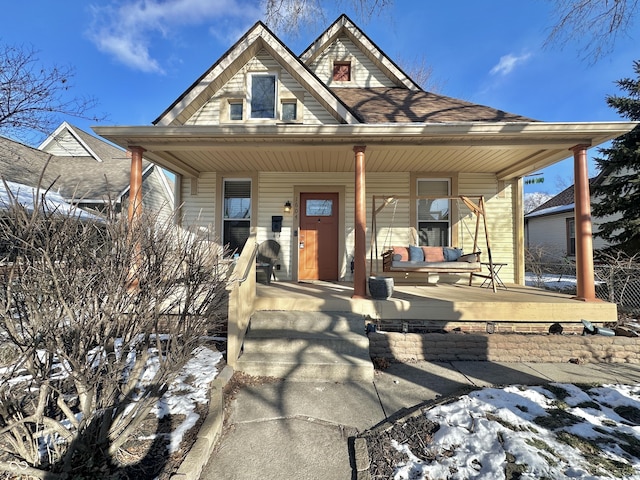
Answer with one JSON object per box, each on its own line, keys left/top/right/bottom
{"left": 292, "top": 185, "right": 345, "bottom": 282}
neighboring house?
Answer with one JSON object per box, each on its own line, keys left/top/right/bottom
{"left": 94, "top": 15, "right": 636, "bottom": 296}
{"left": 0, "top": 122, "right": 174, "bottom": 221}
{"left": 525, "top": 173, "right": 619, "bottom": 258}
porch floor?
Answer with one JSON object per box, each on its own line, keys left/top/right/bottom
{"left": 254, "top": 281, "right": 617, "bottom": 333}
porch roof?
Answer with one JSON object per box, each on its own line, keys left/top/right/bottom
{"left": 93, "top": 121, "right": 636, "bottom": 180}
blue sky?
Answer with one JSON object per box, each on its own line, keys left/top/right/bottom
{"left": 2, "top": 1, "right": 638, "bottom": 195}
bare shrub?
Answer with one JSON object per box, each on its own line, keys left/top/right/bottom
{"left": 525, "top": 244, "right": 570, "bottom": 288}
{"left": 0, "top": 189, "right": 228, "bottom": 478}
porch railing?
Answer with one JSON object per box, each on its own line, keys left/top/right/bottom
{"left": 226, "top": 230, "right": 258, "bottom": 369}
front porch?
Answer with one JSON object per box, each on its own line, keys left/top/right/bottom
{"left": 254, "top": 280, "right": 617, "bottom": 333}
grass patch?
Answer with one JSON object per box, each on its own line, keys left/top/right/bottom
{"left": 614, "top": 405, "right": 640, "bottom": 425}
{"left": 576, "top": 401, "right": 600, "bottom": 410}
{"left": 544, "top": 384, "right": 570, "bottom": 400}
{"left": 533, "top": 409, "right": 581, "bottom": 429}
{"left": 557, "top": 431, "right": 635, "bottom": 478}
{"left": 486, "top": 413, "right": 527, "bottom": 432}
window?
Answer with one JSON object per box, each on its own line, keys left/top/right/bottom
{"left": 417, "top": 179, "right": 450, "bottom": 246}
{"left": 282, "top": 101, "right": 297, "bottom": 121}
{"left": 229, "top": 101, "right": 243, "bottom": 120}
{"left": 223, "top": 179, "right": 251, "bottom": 254}
{"left": 567, "top": 218, "right": 576, "bottom": 256}
{"left": 333, "top": 61, "right": 351, "bottom": 82}
{"left": 249, "top": 74, "right": 276, "bottom": 119}
{"left": 306, "top": 199, "right": 333, "bottom": 216}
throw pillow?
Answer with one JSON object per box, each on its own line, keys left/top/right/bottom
{"left": 408, "top": 245, "right": 424, "bottom": 262}
{"left": 443, "top": 247, "right": 463, "bottom": 261}
{"left": 422, "top": 246, "right": 445, "bottom": 262}
{"left": 392, "top": 246, "right": 409, "bottom": 262}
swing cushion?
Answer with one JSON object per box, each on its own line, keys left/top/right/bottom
{"left": 383, "top": 247, "right": 481, "bottom": 273}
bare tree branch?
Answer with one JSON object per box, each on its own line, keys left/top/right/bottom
{"left": 545, "top": 0, "right": 640, "bottom": 61}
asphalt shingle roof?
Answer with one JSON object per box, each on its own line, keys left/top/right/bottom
{"left": 332, "top": 87, "right": 536, "bottom": 124}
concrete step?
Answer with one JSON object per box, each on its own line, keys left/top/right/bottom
{"left": 237, "top": 310, "right": 374, "bottom": 382}
{"left": 249, "top": 311, "right": 365, "bottom": 334}
{"left": 236, "top": 351, "right": 374, "bottom": 382}
{"left": 242, "top": 331, "right": 369, "bottom": 354}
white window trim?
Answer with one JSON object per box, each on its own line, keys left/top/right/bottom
{"left": 247, "top": 72, "right": 278, "bottom": 120}
{"left": 416, "top": 178, "right": 452, "bottom": 246}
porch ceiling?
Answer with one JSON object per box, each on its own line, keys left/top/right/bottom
{"left": 93, "top": 121, "right": 637, "bottom": 180}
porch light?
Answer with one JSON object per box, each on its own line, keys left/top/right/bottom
{"left": 284, "top": 201, "right": 292, "bottom": 213}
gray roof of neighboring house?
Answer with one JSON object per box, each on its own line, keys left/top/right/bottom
{"left": 527, "top": 172, "right": 606, "bottom": 217}
{"left": 0, "top": 124, "right": 151, "bottom": 202}
{"left": 332, "top": 87, "right": 536, "bottom": 124}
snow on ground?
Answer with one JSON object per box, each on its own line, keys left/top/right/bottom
{"left": 392, "top": 383, "right": 640, "bottom": 479}
{"left": 154, "top": 346, "right": 223, "bottom": 452}
{"left": 525, "top": 272, "right": 578, "bottom": 291}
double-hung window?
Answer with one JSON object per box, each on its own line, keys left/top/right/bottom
{"left": 223, "top": 179, "right": 251, "bottom": 254}
{"left": 417, "top": 179, "right": 450, "bottom": 246}
{"left": 249, "top": 74, "right": 276, "bottom": 119}
{"left": 566, "top": 218, "right": 576, "bottom": 256}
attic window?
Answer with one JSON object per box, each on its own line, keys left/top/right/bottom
{"left": 249, "top": 74, "right": 276, "bottom": 119}
{"left": 229, "top": 101, "right": 243, "bottom": 120}
{"left": 333, "top": 61, "right": 351, "bottom": 82}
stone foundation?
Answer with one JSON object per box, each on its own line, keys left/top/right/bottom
{"left": 368, "top": 331, "right": 640, "bottom": 364}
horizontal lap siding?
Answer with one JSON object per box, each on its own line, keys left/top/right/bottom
{"left": 308, "top": 34, "right": 396, "bottom": 88}
{"left": 459, "top": 174, "right": 516, "bottom": 283}
{"left": 186, "top": 50, "right": 337, "bottom": 125}
{"left": 526, "top": 214, "right": 570, "bottom": 256}
{"left": 180, "top": 173, "right": 217, "bottom": 234}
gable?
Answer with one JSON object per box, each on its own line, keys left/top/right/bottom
{"left": 300, "top": 14, "right": 420, "bottom": 91}
{"left": 306, "top": 33, "right": 397, "bottom": 89}
{"left": 185, "top": 49, "right": 339, "bottom": 126}
{"left": 40, "top": 128, "right": 92, "bottom": 157}
{"left": 156, "top": 22, "right": 358, "bottom": 127}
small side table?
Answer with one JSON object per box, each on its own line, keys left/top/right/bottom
{"left": 478, "top": 262, "right": 507, "bottom": 290}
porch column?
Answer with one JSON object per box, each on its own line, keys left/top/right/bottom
{"left": 353, "top": 146, "right": 367, "bottom": 298}
{"left": 572, "top": 144, "right": 597, "bottom": 301}
{"left": 127, "top": 146, "right": 145, "bottom": 290}
{"left": 128, "top": 146, "right": 145, "bottom": 224}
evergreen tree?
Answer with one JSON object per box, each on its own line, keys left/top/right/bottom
{"left": 592, "top": 60, "right": 640, "bottom": 254}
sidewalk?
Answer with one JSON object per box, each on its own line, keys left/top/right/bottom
{"left": 196, "top": 361, "right": 640, "bottom": 479}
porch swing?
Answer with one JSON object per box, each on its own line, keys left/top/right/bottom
{"left": 369, "top": 195, "right": 497, "bottom": 292}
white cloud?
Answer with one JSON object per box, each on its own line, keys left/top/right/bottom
{"left": 87, "top": 0, "right": 261, "bottom": 74}
{"left": 490, "top": 52, "right": 531, "bottom": 76}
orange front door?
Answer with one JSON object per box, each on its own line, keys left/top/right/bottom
{"left": 298, "top": 192, "right": 339, "bottom": 281}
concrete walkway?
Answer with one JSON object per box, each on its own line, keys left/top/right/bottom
{"left": 197, "top": 361, "right": 640, "bottom": 480}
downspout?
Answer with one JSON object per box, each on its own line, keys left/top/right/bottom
{"left": 572, "top": 144, "right": 597, "bottom": 301}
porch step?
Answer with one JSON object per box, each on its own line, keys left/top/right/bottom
{"left": 236, "top": 311, "right": 374, "bottom": 382}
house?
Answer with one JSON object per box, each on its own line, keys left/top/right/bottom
{"left": 0, "top": 122, "right": 174, "bottom": 220}
{"left": 95, "top": 14, "right": 635, "bottom": 298}
{"left": 525, "top": 172, "right": 619, "bottom": 258}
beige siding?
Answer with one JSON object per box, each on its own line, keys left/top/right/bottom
{"left": 42, "top": 130, "right": 90, "bottom": 157}
{"left": 180, "top": 173, "right": 217, "bottom": 234}
{"left": 307, "top": 34, "right": 396, "bottom": 88}
{"left": 459, "top": 173, "right": 516, "bottom": 283}
{"left": 186, "top": 50, "right": 338, "bottom": 126}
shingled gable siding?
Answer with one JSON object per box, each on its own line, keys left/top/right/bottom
{"left": 307, "top": 34, "right": 398, "bottom": 88}
{"left": 185, "top": 50, "right": 339, "bottom": 126}
{"left": 180, "top": 172, "right": 217, "bottom": 232}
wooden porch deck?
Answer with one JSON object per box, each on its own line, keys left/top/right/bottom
{"left": 254, "top": 281, "right": 617, "bottom": 333}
